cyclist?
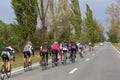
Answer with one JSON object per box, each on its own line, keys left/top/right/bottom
{"left": 68, "top": 41, "right": 72, "bottom": 60}
{"left": 40, "top": 42, "right": 50, "bottom": 65}
{"left": 91, "top": 42, "right": 94, "bottom": 51}
{"left": 88, "top": 42, "right": 94, "bottom": 51}
{"left": 23, "top": 42, "right": 34, "bottom": 64}
{"left": 78, "top": 42, "right": 84, "bottom": 58}
{"left": 51, "top": 41, "right": 60, "bottom": 64}
{"left": 59, "top": 43, "right": 63, "bottom": 60}
{"left": 71, "top": 41, "right": 77, "bottom": 58}
{"left": 88, "top": 42, "right": 92, "bottom": 51}
{"left": 1, "top": 44, "right": 15, "bottom": 72}
{"left": 61, "top": 40, "right": 68, "bottom": 63}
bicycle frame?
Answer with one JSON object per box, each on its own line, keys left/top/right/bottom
{"left": 52, "top": 53, "right": 57, "bottom": 67}
{"left": 62, "top": 51, "right": 67, "bottom": 65}
{"left": 41, "top": 53, "right": 47, "bottom": 70}
{"left": 71, "top": 50, "right": 76, "bottom": 63}
{"left": 24, "top": 57, "right": 32, "bottom": 72}
{"left": 0, "top": 58, "right": 12, "bottom": 79}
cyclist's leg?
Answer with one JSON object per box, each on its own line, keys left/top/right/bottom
{"left": 1, "top": 54, "right": 7, "bottom": 72}
{"left": 1, "top": 54, "right": 5, "bottom": 66}
{"left": 70, "top": 49, "right": 73, "bottom": 59}
{"left": 55, "top": 50, "right": 58, "bottom": 63}
{"left": 59, "top": 49, "right": 62, "bottom": 60}
{"left": 45, "top": 52, "right": 48, "bottom": 65}
{"left": 61, "top": 51, "right": 64, "bottom": 62}
{"left": 51, "top": 50, "right": 54, "bottom": 63}
{"left": 69, "top": 50, "right": 71, "bottom": 60}
{"left": 73, "top": 49, "right": 76, "bottom": 58}
{"left": 39, "top": 52, "right": 42, "bottom": 65}
{"left": 28, "top": 51, "right": 32, "bottom": 63}
{"left": 7, "top": 52, "right": 10, "bottom": 71}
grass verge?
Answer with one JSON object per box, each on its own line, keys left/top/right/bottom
{"left": 112, "top": 43, "right": 120, "bottom": 51}
{"left": 10, "top": 51, "right": 40, "bottom": 69}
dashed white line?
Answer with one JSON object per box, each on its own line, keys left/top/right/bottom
{"left": 69, "top": 68, "right": 78, "bottom": 74}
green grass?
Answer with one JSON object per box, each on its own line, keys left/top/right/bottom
{"left": 112, "top": 43, "right": 120, "bottom": 51}
{"left": 10, "top": 51, "right": 40, "bottom": 68}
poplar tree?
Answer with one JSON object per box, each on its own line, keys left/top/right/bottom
{"left": 85, "top": 4, "right": 95, "bottom": 42}
{"left": 70, "top": 0, "right": 82, "bottom": 41}
{"left": 12, "top": 0, "right": 37, "bottom": 42}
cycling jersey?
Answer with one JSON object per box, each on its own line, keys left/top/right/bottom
{"left": 71, "top": 42, "right": 77, "bottom": 49}
{"left": 51, "top": 43, "right": 60, "bottom": 50}
{"left": 1, "top": 46, "right": 15, "bottom": 61}
{"left": 79, "top": 43, "right": 83, "bottom": 49}
{"left": 23, "top": 44, "right": 33, "bottom": 58}
{"left": 42, "top": 44, "right": 50, "bottom": 52}
{"left": 24, "top": 44, "right": 32, "bottom": 52}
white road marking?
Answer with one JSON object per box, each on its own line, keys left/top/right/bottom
{"left": 69, "top": 68, "right": 78, "bottom": 74}
{"left": 85, "top": 58, "right": 90, "bottom": 61}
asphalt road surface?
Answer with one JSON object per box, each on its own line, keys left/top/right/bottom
{"left": 8, "top": 42, "right": 120, "bottom": 80}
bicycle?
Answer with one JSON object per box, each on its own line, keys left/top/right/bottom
{"left": 52, "top": 52, "right": 58, "bottom": 67}
{"left": 62, "top": 51, "right": 67, "bottom": 65}
{"left": 24, "top": 56, "right": 32, "bottom": 72}
{"left": 71, "top": 50, "right": 76, "bottom": 63}
{"left": 0, "top": 55, "right": 13, "bottom": 79}
{"left": 40, "top": 53, "right": 47, "bottom": 71}
{"left": 79, "top": 48, "right": 84, "bottom": 58}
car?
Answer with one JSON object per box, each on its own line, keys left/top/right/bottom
{"left": 100, "top": 42, "right": 104, "bottom": 46}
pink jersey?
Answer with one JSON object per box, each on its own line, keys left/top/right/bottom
{"left": 51, "top": 43, "right": 60, "bottom": 50}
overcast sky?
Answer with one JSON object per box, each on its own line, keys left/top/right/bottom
{"left": 0, "top": 0, "right": 114, "bottom": 31}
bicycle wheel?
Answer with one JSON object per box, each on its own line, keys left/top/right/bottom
{"left": 72, "top": 52, "right": 75, "bottom": 63}
{"left": 79, "top": 51, "right": 83, "bottom": 58}
{"left": 63, "top": 53, "right": 67, "bottom": 65}
{"left": 6, "top": 64, "right": 12, "bottom": 78}
{"left": 41, "top": 56, "right": 46, "bottom": 71}
{"left": 0, "top": 65, "right": 5, "bottom": 80}
{"left": 52, "top": 55, "right": 55, "bottom": 67}
{"left": 28, "top": 62, "right": 32, "bottom": 71}
{"left": 24, "top": 62, "right": 28, "bottom": 72}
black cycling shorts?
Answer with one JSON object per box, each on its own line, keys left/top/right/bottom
{"left": 63, "top": 50, "right": 67, "bottom": 53}
{"left": 2, "top": 54, "right": 9, "bottom": 61}
{"left": 24, "top": 51, "right": 31, "bottom": 58}
{"left": 52, "top": 50, "right": 58, "bottom": 54}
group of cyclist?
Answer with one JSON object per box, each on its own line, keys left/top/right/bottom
{"left": 39, "top": 40, "right": 86, "bottom": 65}
{"left": 0, "top": 40, "right": 94, "bottom": 73}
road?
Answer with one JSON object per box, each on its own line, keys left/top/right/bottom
{"left": 8, "top": 42, "right": 120, "bottom": 80}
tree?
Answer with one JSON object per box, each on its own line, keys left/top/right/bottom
{"left": 85, "top": 4, "right": 96, "bottom": 43}
{"left": 106, "top": 0, "right": 120, "bottom": 42}
{"left": 48, "top": 0, "right": 71, "bottom": 42}
{"left": 70, "top": 0, "right": 82, "bottom": 41}
{"left": 12, "top": 0, "right": 37, "bottom": 42}
{"left": 37, "top": 0, "right": 50, "bottom": 42}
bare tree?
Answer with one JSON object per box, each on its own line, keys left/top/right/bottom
{"left": 37, "top": 0, "right": 50, "bottom": 42}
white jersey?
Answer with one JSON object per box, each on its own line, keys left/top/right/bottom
{"left": 23, "top": 44, "right": 32, "bottom": 52}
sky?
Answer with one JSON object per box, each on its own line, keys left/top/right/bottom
{"left": 0, "top": 0, "right": 115, "bottom": 32}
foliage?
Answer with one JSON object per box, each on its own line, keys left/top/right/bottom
{"left": 106, "top": 0, "right": 120, "bottom": 42}
{"left": 70, "top": 0, "right": 82, "bottom": 41}
{"left": 84, "top": 4, "right": 104, "bottom": 43}
{"left": 12, "top": 0, "right": 37, "bottom": 42}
